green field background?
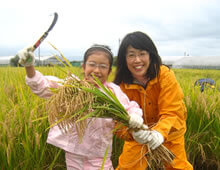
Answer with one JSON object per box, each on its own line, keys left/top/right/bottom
{"left": 0, "top": 67, "right": 219, "bottom": 170}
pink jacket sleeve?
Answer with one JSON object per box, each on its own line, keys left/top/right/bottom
{"left": 107, "top": 82, "right": 143, "bottom": 117}
{"left": 25, "top": 71, "right": 63, "bottom": 98}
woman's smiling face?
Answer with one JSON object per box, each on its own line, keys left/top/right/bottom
{"left": 126, "top": 46, "right": 150, "bottom": 82}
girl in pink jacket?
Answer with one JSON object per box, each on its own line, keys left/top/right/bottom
{"left": 18, "top": 44, "right": 144, "bottom": 170}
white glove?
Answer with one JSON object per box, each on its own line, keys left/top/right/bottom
{"left": 132, "top": 130, "right": 164, "bottom": 150}
{"left": 18, "top": 46, "right": 35, "bottom": 66}
{"left": 132, "top": 129, "right": 151, "bottom": 144}
{"left": 129, "top": 114, "right": 144, "bottom": 129}
{"left": 148, "top": 130, "right": 164, "bottom": 150}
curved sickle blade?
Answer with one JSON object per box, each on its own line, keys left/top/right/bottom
{"left": 33, "top": 12, "right": 58, "bottom": 51}
{"left": 47, "top": 12, "right": 58, "bottom": 32}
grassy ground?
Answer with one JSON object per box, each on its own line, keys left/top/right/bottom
{"left": 0, "top": 66, "right": 219, "bottom": 169}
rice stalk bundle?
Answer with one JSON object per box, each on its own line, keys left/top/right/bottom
{"left": 47, "top": 74, "right": 175, "bottom": 168}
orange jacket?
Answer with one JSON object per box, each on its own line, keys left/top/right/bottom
{"left": 116, "top": 65, "right": 191, "bottom": 169}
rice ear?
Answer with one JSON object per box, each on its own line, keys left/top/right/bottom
{"left": 47, "top": 76, "right": 95, "bottom": 139}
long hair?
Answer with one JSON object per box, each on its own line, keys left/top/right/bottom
{"left": 114, "top": 31, "right": 162, "bottom": 85}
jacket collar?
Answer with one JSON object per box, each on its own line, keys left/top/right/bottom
{"left": 124, "top": 77, "right": 158, "bottom": 90}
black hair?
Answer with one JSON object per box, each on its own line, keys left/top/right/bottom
{"left": 114, "top": 31, "right": 162, "bottom": 85}
{"left": 83, "top": 44, "right": 114, "bottom": 68}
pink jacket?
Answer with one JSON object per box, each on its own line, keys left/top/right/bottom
{"left": 26, "top": 71, "right": 143, "bottom": 158}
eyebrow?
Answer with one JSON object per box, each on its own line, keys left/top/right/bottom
{"left": 127, "top": 50, "right": 135, "bottom": 53}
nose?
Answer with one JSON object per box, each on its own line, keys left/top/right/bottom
{"left": 134, "top": 55, "right": 142, "bottom": 62}
{"left": 93, "top": 65, "right": 101, "bottom": 72}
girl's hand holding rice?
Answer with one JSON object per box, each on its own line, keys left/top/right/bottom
{"left": 128, "top": 114, "right": 144, "bottom": 129}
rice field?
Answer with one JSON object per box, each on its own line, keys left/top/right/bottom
{"left": 0, "top": 66, "right": 219, "bottom": 170}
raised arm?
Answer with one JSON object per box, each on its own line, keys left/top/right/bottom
{"left": 17, "top": 46, "right": 62, "bottom": 98}
{"left": 17, "top": 46, "right": 36, "bottom": 78}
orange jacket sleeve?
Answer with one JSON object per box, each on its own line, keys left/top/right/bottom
{"left": 152, "top": 68, "right": 187, "bottom": 141}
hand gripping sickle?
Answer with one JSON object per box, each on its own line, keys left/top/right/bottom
{"left": 17, "top": 12, "right": 58, "bottom": 66}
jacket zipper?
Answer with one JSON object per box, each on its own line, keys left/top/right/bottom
{"left": 143, "top": 93, "right": 147, "bottom": 124}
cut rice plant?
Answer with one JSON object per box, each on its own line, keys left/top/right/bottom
{"left": 47, "top": 76, "right": 94, "bottom": 140}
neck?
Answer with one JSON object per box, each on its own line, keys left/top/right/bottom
{"left": 134, "top": 77, "right": 149, "bottom": 86}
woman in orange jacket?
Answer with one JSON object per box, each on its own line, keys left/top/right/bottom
{"left": 114, "top": 31, "right": 193, "bottom": 170}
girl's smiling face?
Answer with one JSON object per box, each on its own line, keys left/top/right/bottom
{"left": 82, "top": 51, "right": 111, "bottom": 84}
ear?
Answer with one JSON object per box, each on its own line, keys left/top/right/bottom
{"left": 82, "top": 63, "right": 85, "bottom": 72}
{"left": 108, "top": 68, "right": 112, "bottom": 75}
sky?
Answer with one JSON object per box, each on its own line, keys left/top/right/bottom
{"left": 0, "top": 0, "right": 220, "bottom": 61}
